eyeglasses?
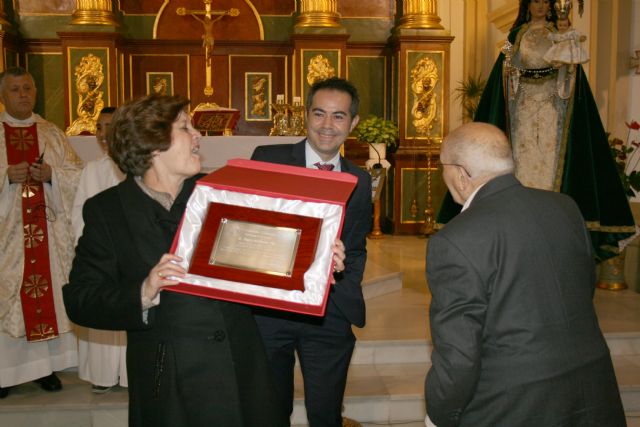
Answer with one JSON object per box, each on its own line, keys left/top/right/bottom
{"left": 437, "top": 160, "right": 472, "bottom": 178}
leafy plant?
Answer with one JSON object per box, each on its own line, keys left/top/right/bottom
{"left": 609, "top": 120, "right": 640, "bottom": 198}
{"left": 354, "top": 115, "right": 399, "bottom": 152}
{"left": 454, "top": 74, "right": 487, "bottom": 122}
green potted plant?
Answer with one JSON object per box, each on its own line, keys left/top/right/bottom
{"left": 454, "top": 74, "right": 486, "bottom": 123}
{"left": 354, "top": 115, "right": 399, "bottom": 162}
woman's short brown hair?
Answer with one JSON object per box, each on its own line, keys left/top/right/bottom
{"left": 108, "top": 94, "right": 190, "bottom": 176}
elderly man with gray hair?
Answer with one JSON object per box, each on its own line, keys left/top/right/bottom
{"left": 425, "top": 122, "right": 625, "bottom": 426}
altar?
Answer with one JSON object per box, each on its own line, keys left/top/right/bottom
{"left": 69, "top": 136, "right": 301, "bottom": 172}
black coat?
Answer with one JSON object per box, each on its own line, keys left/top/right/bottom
{"left": 251, "top": 140, "right": 372, "bottom": 327}
{"left": 64, "top": 174, "right": 288, "bottom": 427}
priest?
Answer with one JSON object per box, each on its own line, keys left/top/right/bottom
{"left": 0, "top": 66, "right": 82, "bottom": 398}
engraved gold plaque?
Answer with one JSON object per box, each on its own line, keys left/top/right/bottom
{"left": 209, "top": 219, "right": 301, "bottom": 277}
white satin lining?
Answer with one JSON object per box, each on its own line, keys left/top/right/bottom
{"left": 173, "top": 184, "right": 343, "bottom": 306}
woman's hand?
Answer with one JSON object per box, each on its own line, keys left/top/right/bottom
{"left": 143, "top": 254, "right": 186, "bottom": 301}
{"left": 330, "top": 239, "right": 346, "bottom": 284}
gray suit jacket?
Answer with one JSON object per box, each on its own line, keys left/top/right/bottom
{"left": 425, "top": 174, "right": 625, "bottom": 427}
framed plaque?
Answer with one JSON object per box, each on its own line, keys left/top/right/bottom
{"left": 189, "top": 203, "right": 322, "bottom": 291}
{"left": 168, "top": 159, "right": 358, "bottom": 317}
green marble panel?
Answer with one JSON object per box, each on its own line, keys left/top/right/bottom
{"left": 121, "top": 15, "right": 156, "bottom": 39}
{"left": 261, "top": 16, "right": 294, "bottom": 41}
{"left": 342, "top": 18, "right": 394, "bottom": 43}
{"left": 400, "top": 167, "right": 447, "bottom": 223}
{"left": 17, "top": 16, "right": 74, "bottom": 39}
{"left": 347, "top": 56, "right": 385, "bottom": 120}
{"left": 26, "top": 53, "right": 64, "bottom": 129}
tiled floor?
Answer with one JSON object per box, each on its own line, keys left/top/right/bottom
{"left": 1, "top": 235, "right": 639, "bottom": 427}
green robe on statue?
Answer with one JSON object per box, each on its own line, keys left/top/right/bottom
{"left": 437, "top": 23, "right": 635, "bottom": 262}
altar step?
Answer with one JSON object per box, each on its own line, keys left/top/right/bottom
{"left": 0, "top": 307, "right": 639, "bottom": 426}
{"left": 289, "top": 331, "right": 640, "bottom": 426}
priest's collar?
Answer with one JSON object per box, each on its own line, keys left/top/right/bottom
{"left": 0, "top": 111, "right": 38, "bottom": 125}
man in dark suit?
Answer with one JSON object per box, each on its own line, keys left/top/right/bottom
{"left": 251, "top": 77, "right": 371, "bottom": 426}
{"left": 425, "top": 122, "right": 626, "bottom": 427}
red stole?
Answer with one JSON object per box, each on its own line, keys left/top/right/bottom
{"left": 4, "top": 122, "right": 59, "bottom": 341}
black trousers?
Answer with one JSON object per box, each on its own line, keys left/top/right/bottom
{"left": 254, "top": 298, "right": 356, "bottom": 427}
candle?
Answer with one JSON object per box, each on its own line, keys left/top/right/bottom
{"left": 293, "top": 96, "right": 301, "bottom": 105}
{"left": 276, "top": 94, "right": 284, "bottom": 103}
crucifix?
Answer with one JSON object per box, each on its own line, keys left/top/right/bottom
{"left": 177, "top": 1, "right": 239, "bottom": 96}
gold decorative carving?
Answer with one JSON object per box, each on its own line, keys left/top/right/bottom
{"left": 289, "top": 100, "right": 306, "bottom": 136}
{"left": 269, "top": 96, "right": 306, "bottom": 136}
{"left": 66, "top": 54, "right": 105, "bottom": 136}
{"left": 71, "top": 0, "right": 118, "bottom": 26}
{"left": 295, "top": 0, "right": 341, "bottom": 28}
{"left": 398, "top": 0, "right": 444, "bottom": 30}
{"left": 270, "top": 97, "right": 289, "bottom": 136}
{"left": 307, "top": 54, "right": 336, "bottom": 85}
{"left": 410, "top": 57, "right": 438, "bottom": 136}
{"left": 177, "top": 0, "right": 239, "bottom": 97}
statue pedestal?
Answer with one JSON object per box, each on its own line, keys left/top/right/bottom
{"left": 597, "top": 252, "right": 628, "bottom": 291}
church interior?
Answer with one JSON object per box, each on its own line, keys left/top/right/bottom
{"left": 0, "top": 0, "right": 639, "bottom": 426}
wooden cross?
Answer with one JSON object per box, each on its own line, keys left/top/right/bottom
{"left": 177, "top": 1, "right": 239, "bottom": 96}
{"left": 631, "top": 50, "right": 640, "bottom": 75}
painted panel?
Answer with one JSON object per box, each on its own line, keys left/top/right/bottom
{"left": 146, "top": 72, "right": 174, "bottom": 95}
{"left": 244, "top": 72, "right": 272, "bottom": 121}
{"left": 26, "top": 53, "right": 64, "bottom": 129}
{"left": 129, "top": 54, "right": 189, "bottom": 100}
{"left": 347, "top": 56, "right": 386, "bottom": 119}
{"left": 229, "top": 55, "right": 287, "bottom": 135}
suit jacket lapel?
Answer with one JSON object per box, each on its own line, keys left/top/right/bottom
{"left": 291, "top": 139, "right": 307, "bottom": 167}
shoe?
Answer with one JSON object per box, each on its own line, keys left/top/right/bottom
{"left": 91, "top": 385, "right": 113, "bottom": 394}
{"left": 33, "top": 373, "right": 62, "bottom": 392}
{"left": 0, "top": 386, "right": 9, "bottom": 399}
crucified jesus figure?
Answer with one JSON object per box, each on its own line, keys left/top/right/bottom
{"left": 177, "top": 1, "right": 239, "bottom": 95}
{"left": 177, "top": 1, "right": 239, "bottom": 66}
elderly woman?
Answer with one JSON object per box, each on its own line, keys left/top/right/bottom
{"left": 63, "top": 95, "right": 288, "bottom": 426}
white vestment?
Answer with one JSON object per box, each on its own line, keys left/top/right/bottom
{"left": 71, "top": 155, "right": 128, "bottom": 387}
{"left": 0, "top": 112, "right": 82, "bottom": 388}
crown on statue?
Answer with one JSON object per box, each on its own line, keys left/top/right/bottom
{"left": 554, "top": 0, "right": 572, "bottom": 19}
{"left": 554, "top": 0, "right": 584, "bottom": 20}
